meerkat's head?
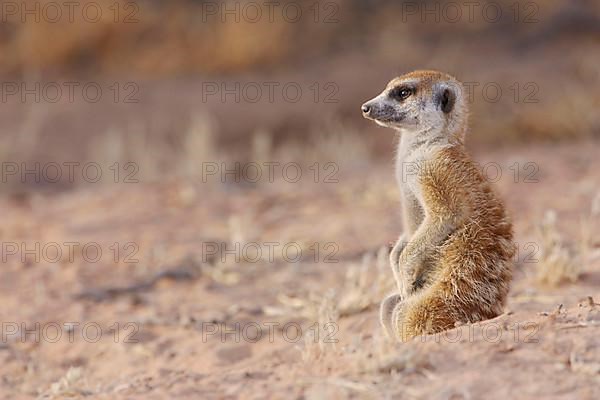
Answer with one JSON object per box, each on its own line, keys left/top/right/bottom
{"left": 361, "top": 70, "right": 468, "bottom": 142}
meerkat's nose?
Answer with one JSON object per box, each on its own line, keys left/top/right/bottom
{"left": 361, "top": 103, "right": 371, "bottom": 115}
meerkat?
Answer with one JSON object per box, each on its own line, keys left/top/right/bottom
{"left": 361, "top": 70, "right": 514, "bottom": 342}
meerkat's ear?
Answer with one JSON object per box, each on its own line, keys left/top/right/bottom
{"left": 435, "top": 84, "right": 456, "bottom": 114}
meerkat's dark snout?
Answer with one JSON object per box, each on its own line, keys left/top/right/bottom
{"left": 361, "top": 103, "right": 371, "bottom": 116}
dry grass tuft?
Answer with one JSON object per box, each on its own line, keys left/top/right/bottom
{"left": 536, "top": 210, "right": 581, "bottom": 286}
{"left": 337, "top": 247, "right": 392, "bottom": 317}
{"left": 273, "top": 246, "right": 392, "bottom": 323}
{"left": 41, "top": 367, "right": 91, "bottom": 398}
{"left": 317, "top": 290, "right": 340, "bottom": 352}
{"left": 569, "top": 352, "right": 600, "bottom": 375}
{"left": 353, "top": 329, "right": 432, "bottom": 376}
{"left": 86, "top": 114, "right": 220, "bottom": 184}
{"left": 591, "top": 191, "right": 600, "bottom": 217}
{"left": 180, "top": 114, "right": 219, "bottom": 177}
{"left": 301, "top": 290, "right": 340, "bottom": 362}
{"left": 251, "top": 129, "right": 273, "bottom": 164}
{"left": 585, "top": 191, "right": 600, "bottom": 262}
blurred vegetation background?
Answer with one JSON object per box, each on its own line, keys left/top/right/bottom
{"left": 1, "top": 0, "right": 599, "bottom": 189}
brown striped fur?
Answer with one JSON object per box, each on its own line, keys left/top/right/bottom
{"left": 362, "top": 70, "right": 514, "bottom": 341}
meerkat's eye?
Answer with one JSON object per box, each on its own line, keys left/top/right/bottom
{"left": 390, "top": 86, "right": 413, "bottom": 101}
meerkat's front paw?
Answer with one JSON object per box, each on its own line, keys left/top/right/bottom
{"left": 389, "top": 234, "right": 409, "bottom": 295}
{"left": 402, "top": 256, "right": 427, "bottom": 293}
{"left": 380, "top": 293, "right": 402, "bottom": 340}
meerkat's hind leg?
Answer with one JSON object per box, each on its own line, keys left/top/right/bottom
{"left": 380, "top": 293, "right": 403, "bottom": 340}
{"left": 389, "top": 293, "right": 428, "bottom": 342}
{"left": 392, "top": 286, "right": 463, "bottom": 342}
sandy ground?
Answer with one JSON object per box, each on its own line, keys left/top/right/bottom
{"left": 1, "top": 141, "right": 599, "bottom": 399}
